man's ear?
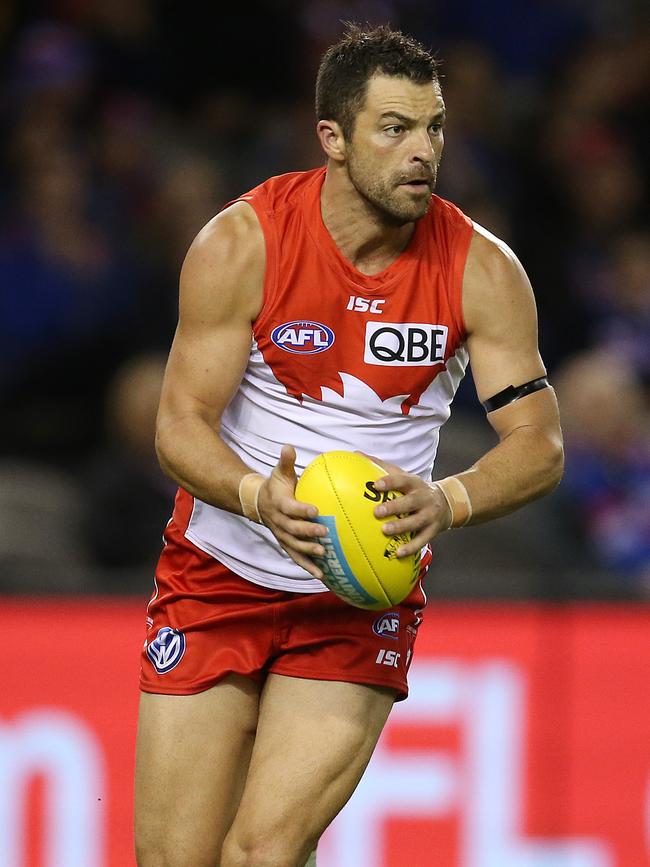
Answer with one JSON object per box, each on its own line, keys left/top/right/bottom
{"left": 316, "top": 119, "right": 347, "bottom": 162}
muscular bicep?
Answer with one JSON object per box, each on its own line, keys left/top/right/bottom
{"left": 157, "top": 202, "right": 265, "bottom": 434}
{"left": 463, "top": 224, "right": 546, "bottom": 406}
{"left": 159, "top": 317, "right": 253, "bottom": 433}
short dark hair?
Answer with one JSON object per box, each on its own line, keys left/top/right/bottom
{"left": 316, "top": 24, "right": 439, "bottom": 140}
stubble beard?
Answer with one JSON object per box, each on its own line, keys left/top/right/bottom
{"left": 347, "top": 150, "right": 438, "bottom": 227}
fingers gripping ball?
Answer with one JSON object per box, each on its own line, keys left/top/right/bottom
{"left": 295, "top": 451, "right": 420, "bottom": 610}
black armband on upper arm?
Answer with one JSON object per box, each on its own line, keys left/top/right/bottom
{"left": 482, "top": 376, "right": 550, "bottom": 413}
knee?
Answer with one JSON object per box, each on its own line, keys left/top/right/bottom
{"left": 220, "top": 836, "right": 276, "bottom": 867}
{"left": 221, "top": 832, "right": 316, "bottom": 867}
{"left": 135, "top": 842, "right": 175, "bottom": 867}
{"left": 135, "top": 840, "right": 165, "bottom": 867}
{"left": 136, "top": 837, "right": 215, "bottom": 867}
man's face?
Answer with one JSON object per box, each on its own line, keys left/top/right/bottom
{"left": 345, "top": 73, "right": 445, "bottom": 225}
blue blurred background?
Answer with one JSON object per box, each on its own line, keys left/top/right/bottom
{"left": 0, "top": 0, "right": 648, "bottom": 600}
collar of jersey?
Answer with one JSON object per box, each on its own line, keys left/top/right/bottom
{"left": 305, "top": 167, "right": 427, "bottom": 295}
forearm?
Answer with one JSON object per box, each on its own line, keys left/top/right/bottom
{"left": 156, "top": 414, "right": 255, "bottom": 515}
{"left": 157, "top": 415, "right": 325, "bottom": 577}
{"left": 440, "top": 424, "right": 564, "bottom": 527}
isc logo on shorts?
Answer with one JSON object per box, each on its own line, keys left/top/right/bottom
{"left": 372, "top": 612, "right": 400, "bottom": 639}
{"left": 271, "top": 320, "right": 335, "bottom": 354}
{"left": 375, "top": 649, "right": 401, "bottom": 667}
{"left": 364, "top": 322, "right": 448, "bottom": 366}
{"left": 146, "top": 626, "right": 186, "bottom": 674}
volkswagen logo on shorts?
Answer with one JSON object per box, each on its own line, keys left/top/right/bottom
{"left": 271, "top": 320, "right": 335, "bottom": 354}
{"left": 146, "top": 626, "right": 186, "bottom": 674}
{"left": 372, "top": 612, "right": 400, "bottom": 639}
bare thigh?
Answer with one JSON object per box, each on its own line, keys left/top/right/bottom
{"left": 135, "top": 674, "right": 260, "bottom": 867}
{"left": 221, "top": 674, "right": 395, "bottom": 867}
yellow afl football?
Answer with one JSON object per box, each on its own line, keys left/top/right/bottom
{"left": 295, "top": 451, "right": 421, "bottom": 611}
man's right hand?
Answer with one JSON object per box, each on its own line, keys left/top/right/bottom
{"left": 257, "top": 445, "right": 328, "bottom": 580}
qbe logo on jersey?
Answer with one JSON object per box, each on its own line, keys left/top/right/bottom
{"left": 271, "top": 320, "right": 335, "bottom": 354}
{"left": 146, "top": 626, "right": 186, "bottom": 674}
{"left": 364, "top": 322, "right": 448, "bottom": 366}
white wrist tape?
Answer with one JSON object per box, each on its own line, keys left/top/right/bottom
{"left": 429, "top": 476, "right": 473, "bottom": 528}
{"left": 238, "top": 473, "right": 265, "bottom": 523}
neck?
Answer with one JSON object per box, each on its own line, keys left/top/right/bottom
{"left": 320, "top": 161, "right": 415, "bottom": 276}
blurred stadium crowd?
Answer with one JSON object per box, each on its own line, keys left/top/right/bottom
{"left": 0, "top": 1, "right": 648, "bottom": 598}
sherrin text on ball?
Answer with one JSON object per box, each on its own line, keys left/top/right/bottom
{"left": 295, "top": 451, "right": 421, "bottom": 610}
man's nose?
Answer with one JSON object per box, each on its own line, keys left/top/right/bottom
{"left": 410, "top": 131, "right": 435, "bottom": 163}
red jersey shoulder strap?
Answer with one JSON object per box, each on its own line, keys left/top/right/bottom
{"left": 430, "top": 196, "right": 474, "bottom": 340}
{"left": 223, "top": 169, "right": 326, "bottom": 330}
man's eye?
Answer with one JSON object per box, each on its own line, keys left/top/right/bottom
{"left": 385, "top": 125, "right": 404, "bottom": 136}
{"left": 429, "top": 124, "right": 443, "bottom": 135}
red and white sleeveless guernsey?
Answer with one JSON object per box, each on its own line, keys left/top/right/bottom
{"left": 178, "top": 166, "right": 474, "bottom": 593}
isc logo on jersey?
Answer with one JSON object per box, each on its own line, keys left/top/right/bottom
{"left": 271, "top": 320, "right": 335, "bottom": 354}
{"left": 364, "top": 322, "right": 448, "bottom": 366}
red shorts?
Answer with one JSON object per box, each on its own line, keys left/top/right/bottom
{"left": 140, "top": 500, "right": 428, "bottom": 702}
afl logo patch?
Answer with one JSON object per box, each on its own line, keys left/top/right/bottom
{"left": 372, "top": 612, "right": 400, "bottom": 639}
{"left": 271, "top": 320, "right": 335, "bottom": 354}
{"left": 146, "top": 626, "right": 186, "bottom": 674}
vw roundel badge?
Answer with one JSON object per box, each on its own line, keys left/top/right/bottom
{"left": 146, "top": 626, "right": 186, "bottom": 674}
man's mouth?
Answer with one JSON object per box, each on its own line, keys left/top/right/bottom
{"left": 399, "top": 178, "right": 432, "bottom": 191}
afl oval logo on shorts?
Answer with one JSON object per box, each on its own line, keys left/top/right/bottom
{"left": 146, "top": 626, "right": 186, "bottom": 674}
{"left": 271, "top": 320, "right": 335, "bottom": 354}
{"left": 372, "top": 612, "right": 400, "bottom": 639}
